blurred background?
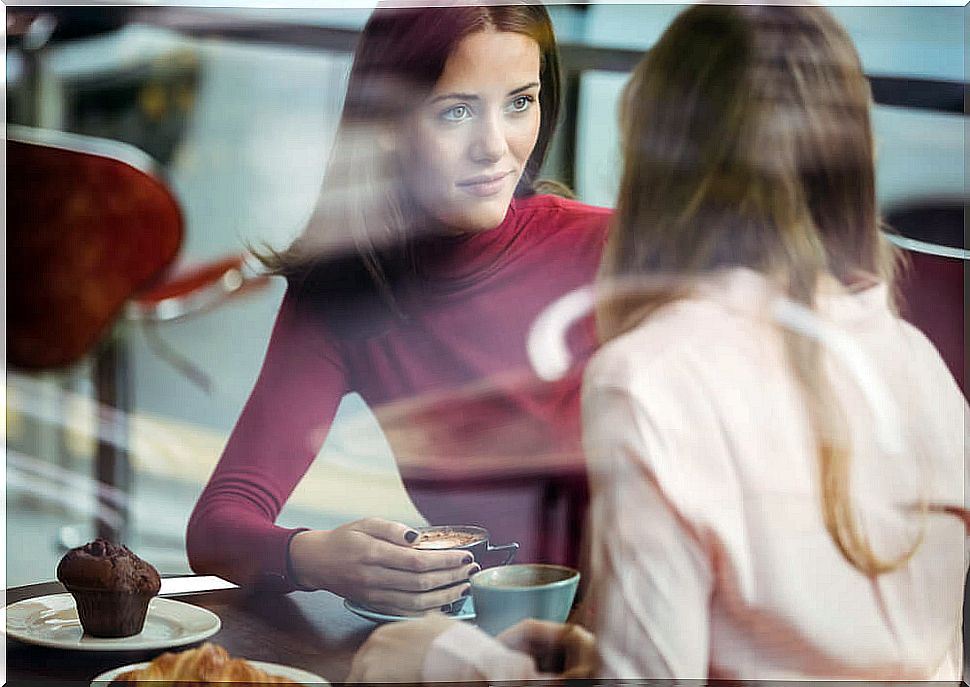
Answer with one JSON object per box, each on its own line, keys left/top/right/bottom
{"left": 6, "top": 3, "right": 966, "bottom": 587}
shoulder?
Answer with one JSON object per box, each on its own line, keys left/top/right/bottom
{"left": 582, "top": 300, "right": 737, "bottom": 461}
{"left": 285, "top": 252, "right": 397, "bottom": 340}
{"left": 582, "top": 299, "right": 764, "bottom": 470}
{"left": 581, "top": 303, "right": 749, "bottom": 523}
{"left": 894, "top": 315, "right": 955, "bottom": 369}
{"left": 512, "top": 193, "right": 613, "bottom": 240}
{"left": 837, "top": 282, "right": 964, "bottom": 398}
{"left": 582, "top": 300, "right": 758, "bottom": 516}
{"left": 585, "top": 298, "right": 747, "bottom": 394}
{"left": 514, "top": 193, "right": 613, "bottom": 221}
{"left": 889, "top": 314, "right": 966, "bottom": 416}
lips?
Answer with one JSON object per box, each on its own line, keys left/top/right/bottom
{"left": 456, "top": 170, "right": 513, "bottom": 197}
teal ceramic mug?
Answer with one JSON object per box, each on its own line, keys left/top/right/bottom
{"left": 470, "top": 563, "right": 580, "bottom": 635}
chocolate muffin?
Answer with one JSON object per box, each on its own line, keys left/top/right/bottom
{"left": 56, "top": 539, "right": 161, "bottom": 638}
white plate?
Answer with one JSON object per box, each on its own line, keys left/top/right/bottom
{"left": 91, "top": 660, "right": 329, "bottom": 685}
{"left": 5, "top": 593, "right": 221, "bottom": 651}
{"left": 344, "top": 597, "right": 475, "bottom": 623}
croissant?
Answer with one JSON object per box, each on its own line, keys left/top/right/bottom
{"left": 111, "top": 643, "right": 302, "bottom": 686}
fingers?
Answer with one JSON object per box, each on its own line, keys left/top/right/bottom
{"left": 370, "top": 538, "right": 473, "bottom": 572}
{"left": 560, "top": 623, "right": 596, "bottom": 650}
{"left": 559, "top": 625, "right": 596, "bottom": 656}
{"left": 346, "top": 519, "right": 473, "bottom": 572}
{"left": 496, "top": 620, "right": 596, "bottom": 675}
{"left": 358, "top": 581, "right": 471, "bottom": 616}
{"left": 496, "top": 618, "right": 567, "bottom": 652}
{"left": 349, "top": 517, "right": 420, "bottom": 546}
{"left": 558, "top": 624, "right": 598, "bottom": 678}
{"left": 363, "top": 562, "right": 481, "bottom": 593}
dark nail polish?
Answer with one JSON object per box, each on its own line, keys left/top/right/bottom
{"left": 461, "top": 587, "right": 471, "bottom": 597}
{"left": 462, "top": 555, "right": 473, "bottom": 565}
{"left": 440, "top": 604, "right": 453, "bottom": 612}
{"left": 405, "top": 530, "right": 418, "bottom": 543}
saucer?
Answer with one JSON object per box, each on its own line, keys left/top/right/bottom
{"left": 344, "top": 597, "right": 476, "bottom": 623}
{"left": 5, "top": 593, "right": 221, "bottom": 651}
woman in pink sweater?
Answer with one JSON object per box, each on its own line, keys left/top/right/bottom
{"left": 186, "top": 2, "right": 611, "bottom": 614}
{"left": 350, "top": 4, "right": 967, "bottom": 681}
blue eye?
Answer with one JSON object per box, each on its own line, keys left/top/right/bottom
{"left": 441, "top": 104, "right": 471, "bottom": 122}
{"left": 507, "top": 95, "right": 535, "bottom": 113}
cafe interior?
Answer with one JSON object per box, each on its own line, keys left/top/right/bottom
{"left": 6, "top": 2, "right": 968, "bottom": 683}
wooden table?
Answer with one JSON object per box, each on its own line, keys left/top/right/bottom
{"left": 5, "top": 581, "right": 375, "bottom": 686}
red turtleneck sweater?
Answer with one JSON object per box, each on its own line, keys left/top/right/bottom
{"left": 187, "top": 194, "right": 612, "bottom": 591}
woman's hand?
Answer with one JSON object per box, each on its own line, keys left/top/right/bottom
{"left": 289, "top": 518, "right": 478, "bottom": 615}
{"left": 496, "top": 619, "right": 598, "bottom": 677}
{"left": 347, "top": 613, "right": 457, "bottom": 683}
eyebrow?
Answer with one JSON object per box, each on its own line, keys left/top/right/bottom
{"left": 429, "top": 82, "right": 540, "bottom": 104}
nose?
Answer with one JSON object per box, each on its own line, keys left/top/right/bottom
{"left": 470, "top": 113, "right": 508, "bottom": 164}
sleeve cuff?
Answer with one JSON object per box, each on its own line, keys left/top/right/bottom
{"left": 254, "top": 527, "right": 312, "bottom": 594}
{"left": 423, "top": 622, "right": 541, "bottom": 682}
{"left": 284, "top": 528, "right": 315, "bottom": 591}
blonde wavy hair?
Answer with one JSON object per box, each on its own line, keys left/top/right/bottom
{"left": 597, "top": 4, "right": 914, "bottom": 575}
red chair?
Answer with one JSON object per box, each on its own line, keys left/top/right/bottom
{"left": 885, "top": 201, "right": 966, "bottom": 395}
{"left": 9, "top": 124, "right": 269, "bottom": 543}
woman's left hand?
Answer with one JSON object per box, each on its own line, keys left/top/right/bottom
{"left": 347, "top": 613, "right": 457, "bottom": 683}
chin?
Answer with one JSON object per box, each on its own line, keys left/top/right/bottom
{"left": 429, "top": 191, "right": 515, "bottom": 235}
{"left": 461, "top": 213, "right": 506, "bottom": 233}
{"left": 459, "top": 197, "right": 515, "bottom": 233}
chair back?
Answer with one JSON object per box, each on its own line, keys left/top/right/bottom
{"left": 886, "top": 200, "right": 966, "bottom": 395}
{"left": 9, "top": 125, "right": 183, "bottom": 370}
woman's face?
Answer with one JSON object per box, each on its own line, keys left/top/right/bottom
{"left": 401, "top": 30, "right": 542, "bottom": 234}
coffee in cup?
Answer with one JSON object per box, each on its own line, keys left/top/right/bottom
{"left": 413, "top": 526, "right": 519, "bottom": 614}
{"left": 414, "top": 529, "right": 484, "bottom": 550}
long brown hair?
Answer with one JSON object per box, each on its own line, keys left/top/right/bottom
{"left": 598, "top": 5, "right": 910, "bottom": 575}
{"left": 262, "top": 1, "right": 562, "bottom": 324}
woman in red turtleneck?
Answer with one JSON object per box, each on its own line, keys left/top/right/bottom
{"left": 186, "top": 3, "right": 611, "bottom": 616}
